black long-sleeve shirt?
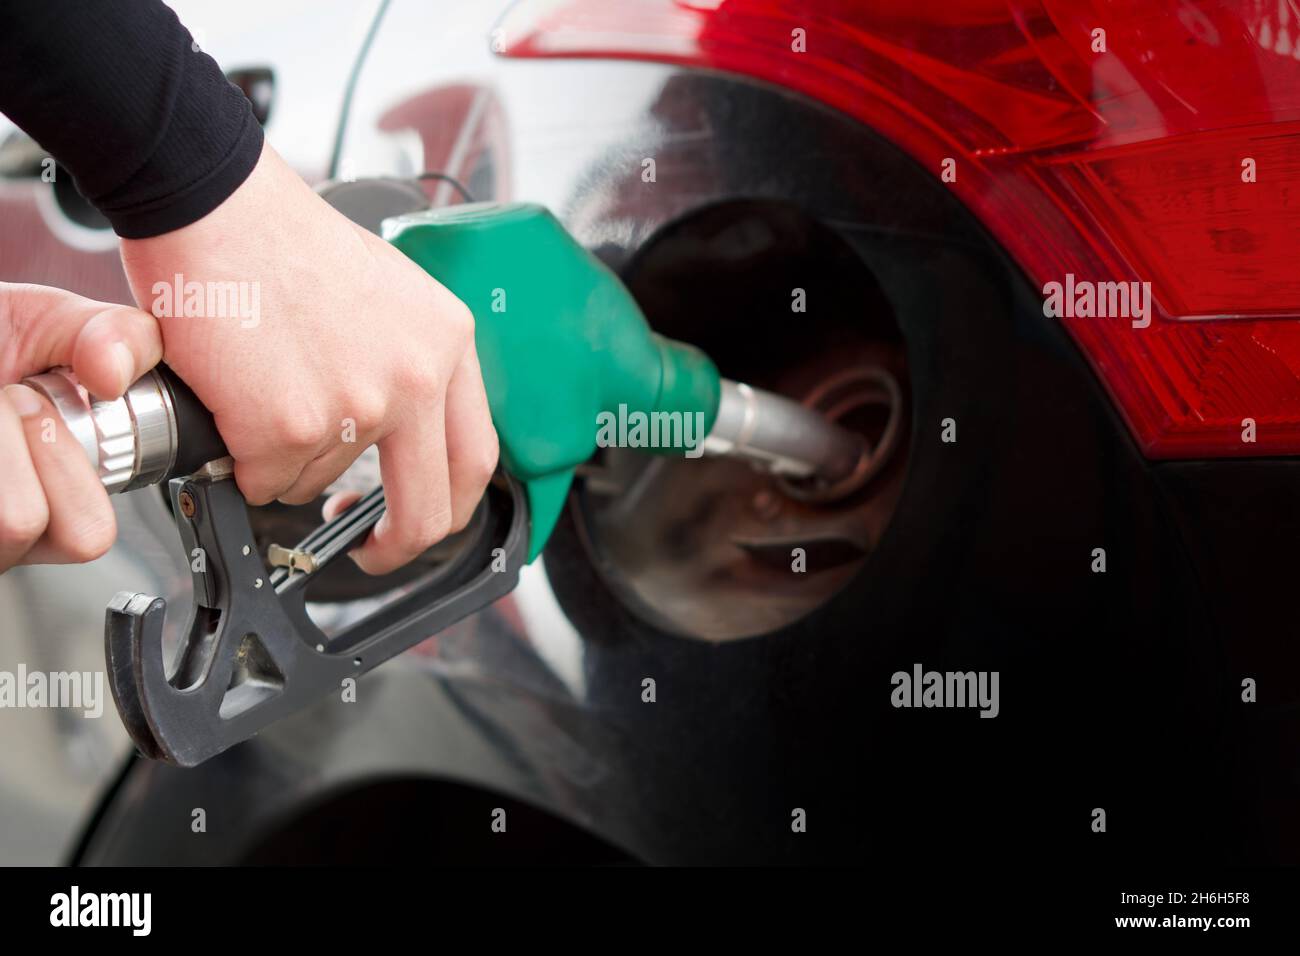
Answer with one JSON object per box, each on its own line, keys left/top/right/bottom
{"left": 0, "top": 0, "right": 263, "bottom": 238}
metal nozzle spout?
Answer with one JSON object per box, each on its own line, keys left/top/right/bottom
{"left": 701, "top": 379, "right": 868, "bottom": 494}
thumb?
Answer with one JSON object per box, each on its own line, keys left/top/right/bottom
{"left": 0, "top": 282, "right": 163, "bottom": 398}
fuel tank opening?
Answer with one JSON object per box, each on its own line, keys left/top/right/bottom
{"left": 571, "top": 200, "right": 910, "bottom": 642}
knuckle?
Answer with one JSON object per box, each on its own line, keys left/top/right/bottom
{"left": 0, "top": 502, "right": 48, "bottom": 553}
{"left": 403, "top": 506, "right": 453, "bottom": 554}
{"left": 277, "top": 411, "right": 327, "bottom": 452}
{"left": 350, "top": 390, "right": 387, "bottom": 432}
{"left": 405, "top": 359, "right": 444, "bottom": 396}
{"left": 276, "top": 486, "right": 317, "bottom": 507}
{"left": 449, "top": 299, "right": 475, "bottom": 340}
{"left": 463, "top": 435, "right": 499, "bottom": 490}
{"left": 353, "top": 549, "right": 394, "bottom": 577}
{"left": 233, "top": 466, "right": 276, "bottom": 506}
{"left": 5, "top": 308, "right": 42, "bottom": 371}
{"left": 428, "top": 296, "right": 474, "bottom": 359}
{"left": 296, "top": 473, "right": 335, "bottom": 504}
{"left": 478, "top": 431, "right": 500, "bottom": 480}
{"left": 389, "top": 345, "right": 433, "bottom": 395}
{"left": 241, "top": 486, "right": 276, "bottom": 507}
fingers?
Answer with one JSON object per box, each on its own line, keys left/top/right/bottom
{"left": 443, "top": 349, "right": 499, "bottom": 532}
{"left": 277, "top": 439, "right": 370, "bottom": 506}
{"left": 1, "top": 283, "right": 162, "bottom": 398}
{"left": 0, "top": 282, "right": 146, "bottom": 573}
{"left": 0, "top": 384, "right": 115, "bottom": 569}
{"left": 230, "top": 411, "right": 332, "bottom": 506}
{"left": 233, "top": 454, "right": 307, "bottom": 507}
{"left": 322, "top": 490, "right": 363, "bottom": 521}
{"left": 72, "top": 307, "right": 164, "bottom": 398}
{"left": 0, "top": 388, "right": 49, "bottom": 572}
{"left": 350, "top": 401, "right": 451, "bottom": 577}
{"left": 340, "top": 348, "right": 495, "bottom": 576}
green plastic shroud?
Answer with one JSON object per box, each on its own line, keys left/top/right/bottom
{"left": 383, "top": 202, "right": 721, "bottom": 561}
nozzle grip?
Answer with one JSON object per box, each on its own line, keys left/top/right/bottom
{"left": 154, "top": 364, "right": 227, "bottom": 481}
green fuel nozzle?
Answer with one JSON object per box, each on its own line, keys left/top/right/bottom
{"left": 383, "top": 202, "right": 870, "bottom": 561}
{"left": 384, "top": 202, "right": 722, "bottom": 560}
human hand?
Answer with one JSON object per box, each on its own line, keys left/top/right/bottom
{"left": 119, "top": 143, "right": 498, "bottom": 575}
{"left": 0, "top": 282, "right": 163, "bottom": 571}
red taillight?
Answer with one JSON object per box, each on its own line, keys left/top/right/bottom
{"left": 497, "top": 0, "right": 1300, "bottom": 457}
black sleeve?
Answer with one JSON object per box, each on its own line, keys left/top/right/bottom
{"left": 0, "top": 0, "right": 264, "bottom": 238}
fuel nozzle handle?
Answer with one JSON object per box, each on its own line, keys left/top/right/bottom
{"left": 21, "top": 365, "right": 227, "bottom": 494}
